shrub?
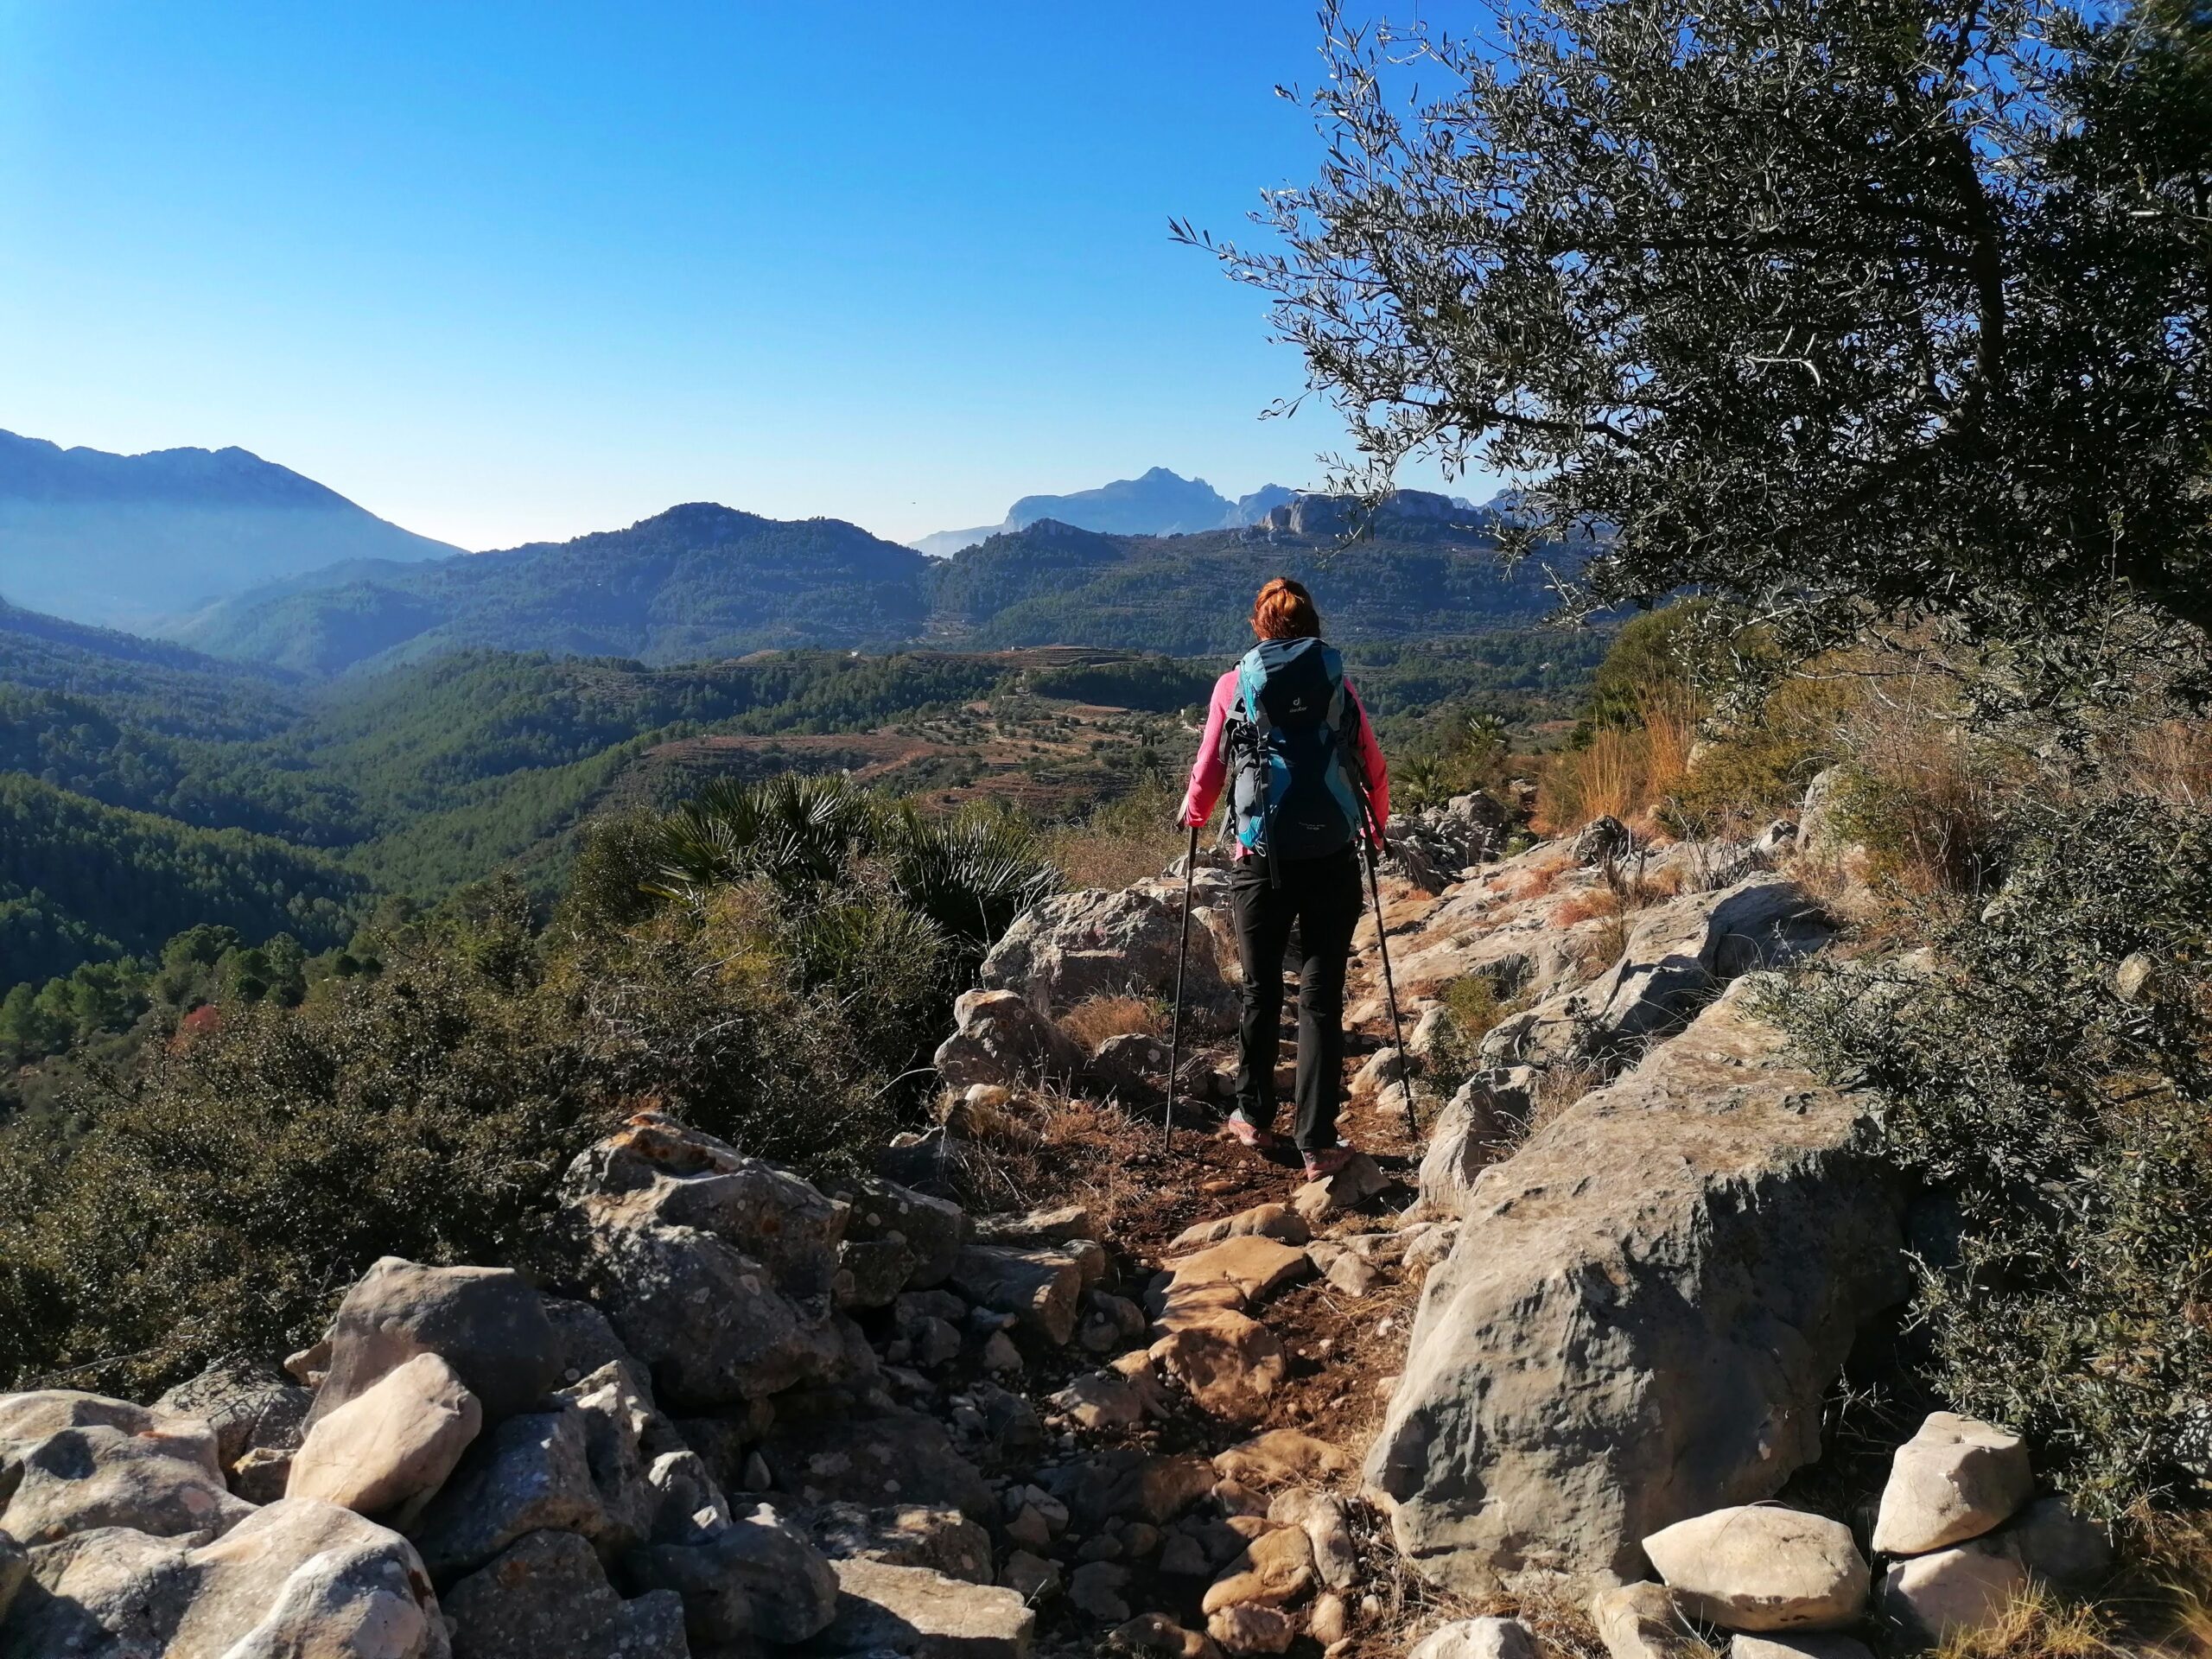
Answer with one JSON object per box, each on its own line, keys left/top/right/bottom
{"left": 1776, "top": 795, "right": 2212, "bottom": 1521}
{"left": 1665, "top": 671, "right": 1863, "bottom": 838}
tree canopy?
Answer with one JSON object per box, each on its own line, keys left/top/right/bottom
{"left": 1189, "top": 0, "right": 2212, "bottom": 693}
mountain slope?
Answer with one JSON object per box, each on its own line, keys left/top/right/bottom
{"left": 179, "top": 499, "right": 1566, "bottom": 676}
{"left": 0, "top": 773, "right": 366, "bottom": 985}
{"left": 172, "top": 503, "right": 938, "bottom": 675}
{"left": 0, "top": 430, "right": 459, "bottom": 631}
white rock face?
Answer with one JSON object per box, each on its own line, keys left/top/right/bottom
{"left": 1871, "top": 1412, "right": 2035, "bottom": 1556}
{"left": 1365, "top": 980, "right": 1908, "bottom": 1595}
{"left": 1408, "top": 1615, "right": 1539, "bottom": 1659}
{"left": 1730, "top": 1636, "right": 1876, "bottom": 1659}
{"left": 1641, "top": 1507, "right": 1870, "bottom": 1632}
{"left": 0, "top": 1390, "right": 253, "bottom": 1547}
{"left": 1881, "top": 1539, "right": 2029, "bottom": 1642}
{"left": 287, "top": 1352, "right": 482, "bottom": 1524}
{"left": 3, "top": 1497, "right": 450, "bottom": 1658}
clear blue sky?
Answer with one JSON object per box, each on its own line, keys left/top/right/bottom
{"left": 0, "top": 2, "right": 1479, "bottom": 550}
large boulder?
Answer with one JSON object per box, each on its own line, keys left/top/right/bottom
{"left": 625, "top": 1500, "right": 839, "bottom": 1648}
{"left": 1641, "top": 1507, "right": 1869, "bottom": 1631}
{"left": 933, "top": 989, "right": 1086, "bottom": 1090}
{"left": 1871, "top": 1412, "right": 2034, "bottom": 1557}
{"left": 154, "top": 1361, "right": 312, "bottom": 1502}
{"left": 980, "top": 884, "right": 1238, "bottom": 1032}
{"left": 823, "top": 1174, "right": 969, "bottom": 1294}
{"left": 0, "top": 1391, "right": 253, "bottom": 1547}
{"left": 1879, "top": 1539, "right": 2027, "bottom": 1643}
{"left": 560, "top": 1113, "right": 855, "bottom": 1412}
{"left": 305, "top": 1258, "right": 561, "bottom": 1433}
{"left": 287, "top": 1353, "right": 483, "bottom": 1527}
{"left": 442, "top": 1529, "right": 686, "bottom": 1659}
{"left": 1484, "top": 874, "right": 1831, "bottom": 1071}
{"left": 1365, "top": 978, "right": 1909, "bottom": 1596}
{"left": 1, "top": 1497, "right": 449, "bottom": 1658}
{"left": 757, "top": 1402, "right": 992, "bottom": 1522}
{"left": 405, "top": 1396, "right": 647, "bottom": 1580}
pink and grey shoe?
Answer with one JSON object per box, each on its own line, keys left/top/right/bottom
{"left": 1301, "top": 1145, "right": 1357, "bottom": 1180}
{"left": 1224, "top": 1111, "right": 1289, "bottom": 1151}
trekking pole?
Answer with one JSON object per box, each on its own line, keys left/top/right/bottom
{"left": 1358, "top": 804, "right": 1419, "bottom": 1138}
{"left": 1161, "top": 823, "right": 1200, "bottom": 1154}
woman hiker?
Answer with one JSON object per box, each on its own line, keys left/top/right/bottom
{"left": 1178, "top": 577, "right": 1391, "bottom": 1181}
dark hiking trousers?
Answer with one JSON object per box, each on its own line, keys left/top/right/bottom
{"left": 1229, "top": 844, "right": 1363, "bottom": 1152}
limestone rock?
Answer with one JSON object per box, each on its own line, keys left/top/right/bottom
{"left": 0, "top": 1393, "right": 252, "bottom": 1546}
{"left": 1206, "top": 1602, "right": 1295, "bottom": 1655}
{"left": 154, "top": 1361, "right": 312, "bottom": 1489}
{"left": 1057, "top": 1451, "right": 1216, "bottom": 1529}
{"left": 1168, "top": 1205, "right": 1310, "bottom": 1252}
{"left": 1642, "top": 1507, "right": 1869, "bottom": 1632}
{"left": 1998, "top": 1494, "right": 2113, "bottom": 1587}
{"left": 1305, "top": 1242, "right": 1380, "bottom": 1298}
{"left": 1880, "top": 1540, "right": 2027, "bottom": 1643}
{"left": 759, "top": 1402, "right": 993, "bottom": 1521}
{"left": 3, "top": 1497, "right": 448, "bottom": 1658}
{"left": 1418, "top": 1071, "right": 1530, "bottom": 1217}
{"left": 1070, "top": 1560, "right": 1133, "bottom": 1622}
{"left": 1591, "top": 1582, "right": 1703, "bottom": 1659}
{"left": 1871, "top": 1412, "right": 2034, "bottom": 1556}
{"left": 1409, "top": 1618, "right": 1538, "bottom": 1659}
{"left": 442, "top": 1529, "right": 685, "bottom": 1659}
{"left": 1155, "top": 1237, "right": 1313, "bottom": 1306}
{"left": 304, "top": 1258, "right": 559, "bottom": 1433}
{"left": 1730, "top": 1636, "right": 1877, "bottom": 1659}
{"left": 287, "top": 1352, "right": 482, "bottom": 1526}
{"left": 1368, "top": 978, "right": 1907, "bottom": 1595}
{"left": 1109, "top": 1611, "right": 1223, "bottom": 1657}
{"left": 1484, "top": 875, "right": 1830, "bottom": 1071}
{"left": 1213, "top": 1432, "right": 1351, "bottom": 1491}
{"left": 829, "top": 1173, "right": 969, "bottom": 1291}
{"left": 814, "top": 1554, "right": 1037, "bottom": 1655}
{"left": 407, "top": 1406, "right": 629, "bottom": 1579}
{"left": 1268, "top": 1489, "right": 1356, "bottom": 1591}
{"left": 562, "top": 1118, "right": 853, "bottom": 1410}
{"left": 804, "top": 1502, "right": 994, "bottom": 1583}
{"left": 1200, "top": 1524, "right": 1313, "bottom": 1613}
{"left": 645, "top": 1448, "right": 731, "bottom": 1545}
{"left": 0, "top": 1530, "right": 24, "bottom": 1626}
{"left": 626, "top": 1499, "right": 839, "bottom": 1646}
{"left": 982, "top": 884, "right": 1238, "bottom": 1033}
{"left": 935, "top": 987, "right": 1087, "bottom": 1090}
{"left": 1290, "top": 1154, "right": 1390, "bottom": 1223}
{"left": 1148, "top": 1306, "right": 1287, "bottom": 1421}
{"left": 1310, "top": 1591, "right": 1350, "bottom": 1645}
{"left": 1050, "top": 1363, "right": 1169, "bottom": 1432}
{"left": 972, "top": 1203, "right": 1096, "bottom": 1245}
{"left": 950, "top": 1245, "right": 1086, "bottom": 1346}
{"left": 538, "top": 1295, "right": 647, "bottom": 1391}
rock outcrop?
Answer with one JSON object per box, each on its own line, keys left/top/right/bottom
{"left": 1367, "top": 976, "right": 1910, "bottom": 1595}
{"left": 979, "top": 880, "right": 1239, "bottom": 1033}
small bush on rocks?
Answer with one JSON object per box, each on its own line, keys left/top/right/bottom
{"left": 1777, "top": 795, "right": 2212, "bottom": 1522}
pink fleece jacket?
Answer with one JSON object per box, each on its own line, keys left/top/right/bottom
{"left": 1179, "top": 665, "right": 1390, "bottom": 850}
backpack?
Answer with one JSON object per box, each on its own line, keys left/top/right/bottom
{"left": 1225, "top": 637, "right": 1369, "bottom": 872}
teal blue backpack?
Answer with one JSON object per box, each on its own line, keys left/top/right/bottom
{"left": 1225, "top": 638, "right": 1370, "bottom": 878}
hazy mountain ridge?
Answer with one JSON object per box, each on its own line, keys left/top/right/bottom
{"left": 912, "top": 467, "right": 1304, "bottom": 556}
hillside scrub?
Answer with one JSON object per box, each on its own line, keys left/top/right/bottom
{"left": 1777, "top": 794, "right": 2212, "bottom": 1523}
{"left": 0, "top": 777, "right": 1056, "bottom": 1396}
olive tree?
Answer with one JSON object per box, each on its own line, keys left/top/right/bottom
{"left": 1185, "top": 0, "right": 2212, "bottom": 694}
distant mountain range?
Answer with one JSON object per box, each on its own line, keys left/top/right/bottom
{"left": 172, "top": 491, "right": 1558, "bottom": 677}
{"left": 0, "top": 429, "right": 459, "bottom": 632}
{"left": 912, "top": 468, "right": 1325, "bottom": 556}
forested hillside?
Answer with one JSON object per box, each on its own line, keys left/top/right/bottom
{"left": 0, "top": 594, "right": 1604, "bottom": 1018}
{"left": 163, "top": 494, "right": 1567, "bottom": 676}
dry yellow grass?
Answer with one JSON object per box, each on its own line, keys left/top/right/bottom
{"left": 1058, "top": 993, "right": 1163, "bottom": 1050}
{"left": 1536, "top": 681, "right": 1703, "bottom": 835}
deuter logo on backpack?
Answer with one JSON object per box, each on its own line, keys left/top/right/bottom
{"left": 1227, "top": 637, "right": 1364, "bottom": 864}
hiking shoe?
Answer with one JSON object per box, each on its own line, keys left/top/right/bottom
{"left": 1301, "top": 1146, "right": 1357, "bottom": 1180}
{"left": 1224, "top": 1112, "right": 1288, "bottom": 1150}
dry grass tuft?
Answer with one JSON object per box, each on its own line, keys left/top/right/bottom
{"left": 1043, "top": 776, "right": 1189, "bottom": 893}
{"left": 1058, "top": 993, "right": 1164, "bottom": 1051}
{"left": 1536, "top": 681, "right": 1703, "bottom": 835}
{"left": 1934, "top": 1584, "right": 2118, "bottom": 1659}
